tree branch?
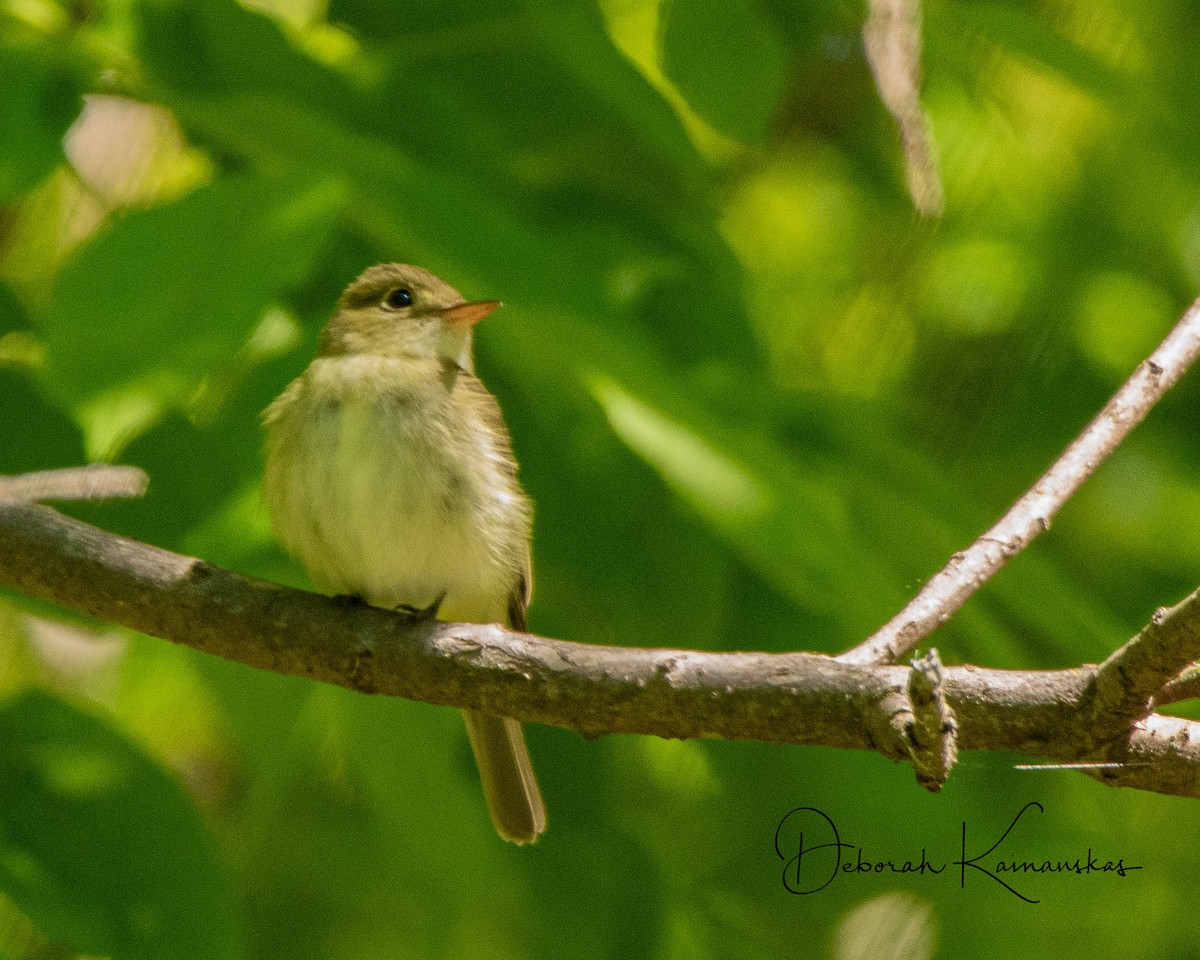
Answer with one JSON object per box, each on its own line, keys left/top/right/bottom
{"left": 0, "top": 465, "right": 149, "bottom": 503}
{"left": 1153, "top": 665, "right": 1200, "bottom": 708}
{"left": 2, "top": 497, "right": 1200, "bottom": 798}
{"left": 839, "top": 295, "right": 1200, "bottom": 665}
{"left": 864, "top": 0, "right": 943, "bottom": 216}
{"left": 1090, "top": 586, "right": 1200, "bottom": 729}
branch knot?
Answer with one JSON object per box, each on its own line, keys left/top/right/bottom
{"left": 900, "top": 649, "right": 958, "bottom": 792}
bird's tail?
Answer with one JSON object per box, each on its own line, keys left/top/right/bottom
{"left": 463, "top": 710, "right": 546, "bottom": 844}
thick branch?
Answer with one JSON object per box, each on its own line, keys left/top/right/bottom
{"left": 840, "top": 295, "right": 1200, "bottom": 665}
{"left": 2, "top": 498, "right": 1199, "bottom": 798}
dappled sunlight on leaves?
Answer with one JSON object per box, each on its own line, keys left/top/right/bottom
{"left": 2, "top": 0, "right": 1200, "bottom": 956}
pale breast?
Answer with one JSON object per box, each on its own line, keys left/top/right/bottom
{"left": 263, "top": 354, "right": 530, "bottom": 618}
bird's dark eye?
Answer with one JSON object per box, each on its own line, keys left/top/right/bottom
{"left": 384, "top": 287, "right": 414, "bottom": 309}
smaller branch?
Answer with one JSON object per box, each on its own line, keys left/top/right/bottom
{"left": 0, "top": 466, "right": 149, "bottom": 503}
{"left": 839, "top": 295, "right": 1200, "bottom": 665}
{"left": 1153, "top": 665, "right": 1200, "bottom": 708}
{"left": 1091, "top": 587, "right": 1200, "bottom": 728}
{"left": 864, "top": 0, "right": 943, "bottom": 216}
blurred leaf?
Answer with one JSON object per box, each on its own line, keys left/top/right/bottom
{"left": 79, "top": 411, "right": 249, "bottom": 550}
{"left": 172, "top": 90, "right": 760, "bottom": 368}
{"left": 0, "top": 370, "right": 85, "bottom": 475}
{"left": 942, "top": 2, "right": 1134, "bottom": 105}
{"left": 4, "top": 0, "right": 1200, "bottom": 956}
{"left": 136, "top": 0, "right": 757, "bottom": 365}
{"left": 327, "top": 0, "right": 509, "bottom": 39}
{"left": 328, "top": 0, "right": 706, "bottom": 189}
{"left": 0, "top": 283, "right": 31, "bottom": 335}
{"left": 589, "top": 374, "right": 907, "bottom": 628}
{"left": 658, "top": 0, "right": 789, "bottom": 143}
{"left": 835, "top": 892, "right": 936, "bottom": 960}
{"left": 0, "top": 689, "right": 243, "bottom": 960}
{"left": 136, "top": 0, "right": 346, "bottom": 107}
{"left": 0, "top": 40, "right": 85, "bottom": 202}
{"left": 37, "top": 174, "right": 344, "bottom": 410}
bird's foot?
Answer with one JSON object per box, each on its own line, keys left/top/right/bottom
{"left": 394, "top": 591, "right": 447, "bottom": 622}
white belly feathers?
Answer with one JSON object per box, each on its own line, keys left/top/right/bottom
{"left": 263, "top": 354, "right": 528, "bottom": 620}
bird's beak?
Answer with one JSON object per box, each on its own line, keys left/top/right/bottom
{"left": 441, "top": 299, "right": 502, "bottom": 326}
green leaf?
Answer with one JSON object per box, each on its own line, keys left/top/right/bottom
{"left": 136, "top": 0, "right": 344, "bottom": 106}
{"left": 589, "top": 374, "right": 904, "bottom": 624}
{"left": 0, "top": 42, "right": 85, "bottom": 202}
{"left": 172, "top": 90, "right": 757, "bottom": 363}
{"left": 0, "top": 281, "right": 31, "bottom": 335}
{"left": 0, "top": 369, "right": 86, "bottom": 475}
{"left": 939, "top": 2, "right": 1134, "bottom": 104}
{"left": 0, "top": 689, "right": 244, "bottom": 960}
{"left": 37, "top": 175, "right": 344, "bottom": 410}
{"left": 658, "top": 0, "right": 789, "bottom": 143}
{"left": 327, "top": 0, "right": 510, "bottom": 40}
{"left": 132, "top": 0, "right": 761, "bottom": 384}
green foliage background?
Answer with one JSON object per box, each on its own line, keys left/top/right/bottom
{"left": 2, "top": 0, "right": 1200, "bottom": 957}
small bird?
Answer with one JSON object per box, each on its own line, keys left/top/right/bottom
{"left": 262, "top": 263, "right": 545, "bottom": 844}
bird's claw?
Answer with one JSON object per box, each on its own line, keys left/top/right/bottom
{"left": 395, "top": 591, "right": 447, "bottom": 622}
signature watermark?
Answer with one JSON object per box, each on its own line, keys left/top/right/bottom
{"left": 774, "top": 802, "right": 1142, "bottom": 904}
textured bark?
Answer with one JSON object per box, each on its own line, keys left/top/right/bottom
{"left": 3, "top": 498, "right": 1199, "bottom": 799}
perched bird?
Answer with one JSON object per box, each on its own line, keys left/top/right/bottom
{"left": 262, "top": 263, "right": 545, "bottom": 843}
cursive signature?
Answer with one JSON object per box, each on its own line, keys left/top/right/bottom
{"left": 774, "top": 802, "right": 1142, "bottom": 903}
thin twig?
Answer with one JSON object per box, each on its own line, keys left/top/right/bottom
{"left": 0, "top": 465, "right": 149, "bottom": 503}
{"left": 864, "top": 0, "right": 943, "bottom": 216}
{"left": 839, "top": 295, "right": 1200, "bottom": 665}
{"left": 1154, "top": 665, "right": 1200, "bottom": 708}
